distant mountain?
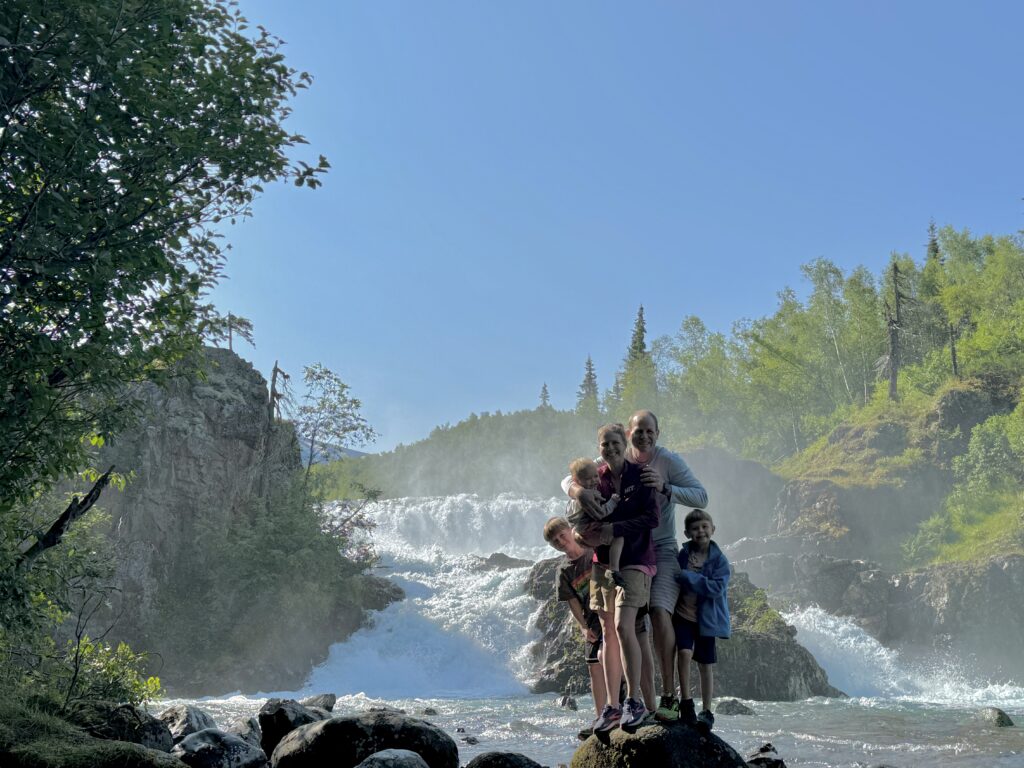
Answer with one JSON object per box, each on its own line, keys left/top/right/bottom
{"left": 300, "top": 437, "right": 370, "bottom": 466}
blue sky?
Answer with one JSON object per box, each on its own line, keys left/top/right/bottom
{"left": 215, "top": 1, "right": 1024, "bottom": 451}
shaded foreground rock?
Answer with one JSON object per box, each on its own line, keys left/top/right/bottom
{"left": 258, "top": 699, "right": 327, "bottom": 757}
{"left": 225, "top": 717, "right": 263, "bottom": 750}
{"left": 465, "top": 753, "right": 544, "bottom": 767}
{"left": 270, "top": 712, "right": 458, "bottom": 768}
{"left": 160, "top": 703, "right": 218, "bottom": 745}
{"left": 355, "top": 749, "right": 430, "bottom": 767}
{"left": 65, "top": 700, "right": 174, "bottom": 752}
{"left": 570, "top": 723, "right": 746, "bottom": 768}
{"left": 171, "top": 728, "right": 267, "bottom": 768}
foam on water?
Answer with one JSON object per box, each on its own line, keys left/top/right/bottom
{"left": 784, "top": 605, "right": 1024, "bottom": 708}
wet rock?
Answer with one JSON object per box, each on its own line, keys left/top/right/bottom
{"left": 159, "top": 704, "right": 217, "bottom": 746}
{"left": 354, "top": 749, "right": 430, "bottom": 768}
{"left": 472, "top": 553, "right": 534, "bottom": 571}
{"left": 269, "top": 712, "right": 458, "bottom": 768}
{"left": 420, "top": 708, "right": 439, "bottom": 716}
{"left": 224, "top": 717, "right": 262, "bottom": 750}
{"left": 571, "top": 722, "right": 746, "bottom": 767}
{"left": 369, "top": 705, "right": 408, "bottom": 715}
{"left": 297, "top": 694, "right": 336, "bottom": 712}
{"left": 465, "top": 753, "right": 544, "bottom": 768}
{"left": 747, "top": 742, "right": 786, "bottom": 767}
{"left": 559, "top": 693, "right": 578, "bottom": 711}
{"left": 258, "top": 699, "right": 327, "bottom": 757}
{"left": 715, "top": 699, "right": 756, "bottom": 716}
{"left": 976, "top": 707, "right": 1014, "bottom": 727}
{"left": 461, "top": 736, "right": 480, "bottom": 745}
{"left": 170, "top": 728, "right": 267, "bottom": 768}
{"left": 65, "top": 700, "right": 174, "bottom": 752}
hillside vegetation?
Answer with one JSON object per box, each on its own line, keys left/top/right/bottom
{"left": 323, "top": 225, "right": 1024, "bottom": 566}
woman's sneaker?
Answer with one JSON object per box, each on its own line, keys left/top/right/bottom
{"left": 696, "top": 709, "right": 715, "bottom": 732}
{"left": 593, "top": 704, "right": 622, "bottom": 732}
{"left": 679, "top": 698, "right": 697, "bottom": 725}
{"left": 619, "top": 697, "right": 648, "bottom": 731}
{"left": 654, "top": 695, "right": 680, "bottom": 722}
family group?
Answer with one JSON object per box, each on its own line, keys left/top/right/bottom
{"left": 542, "top": 409, "right": 730, "bottom": 736}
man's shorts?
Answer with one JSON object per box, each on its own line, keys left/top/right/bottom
{"left": 584, "top": 606, "right": 649, "bottom": 664}
{"left": 590, "top": 563, "right": 651, "bottom": 612}
{"left": 650, "top": 540, "right": 682, "bottom": 613}
{"left": 674, "top": 618, "right": 717, "bottom": 664}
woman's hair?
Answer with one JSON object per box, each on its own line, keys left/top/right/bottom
{"left": 597, "top": 422, "right": 627, "bottom": 444}
{"left": 569, "top": 457, "right": 597, "bottom": 479}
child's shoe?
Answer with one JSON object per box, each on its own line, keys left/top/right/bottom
{"left": 654, "top": 694, "right": 680, "bottom": 722}
{"left": 611, "top": 570, "right": 627, "bottom": 588}
{"left": 593, "top": 704, "right": 622, "bottom": 732}
{"left": 679, "top": 697, "right": 697, "bottom": 725}
{"left": 696, "top": 709, "right": 715, "bottom": 732}
{"left": 619, "top": 697, "right": 648, "bottom": 731}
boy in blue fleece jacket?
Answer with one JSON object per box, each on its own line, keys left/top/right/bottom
{"left": 674, "top": 508, "right": 731, "bottom": 731}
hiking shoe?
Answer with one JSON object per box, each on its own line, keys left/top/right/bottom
{"left": 593, "top": 704, "right": 622, "bottom": 732}
{"left": 611, "top": 570, "right": 627, "bottom": 588}
{"left": 679, "top": 697, "right": 697, "bottom": 725}
{"left": 654, "top": 694, "right": 680, "bottom": 722}
{"left": 619, "top": 697, "right": 648, "bottom": 731}
{"left": 696, "top": 709, "right": 715, "bottom": 732}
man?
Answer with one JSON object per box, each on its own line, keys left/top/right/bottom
{"left": 565, "top": 410, "right": 708, "bottom": 721}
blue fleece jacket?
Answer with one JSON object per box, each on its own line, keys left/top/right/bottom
{"left": 675, "top": 540, "right": 731, "bottom": 639}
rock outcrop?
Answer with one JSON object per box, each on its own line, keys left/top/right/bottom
{"left": 570, "top": 722, "right": 746, "bottom": 768}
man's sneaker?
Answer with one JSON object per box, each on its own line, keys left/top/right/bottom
{"left": 593, "top": 704, "right": 621, "bottom": 732}
{"left": 654, "top": 694, "right": 680, "bottom": 722}
{"left": 619, "top": 697, "right": 648, "bottom": 731}
{"left": 696, "top": 709, "right": 715, "bottom": 732}
{"left": 679, "top": 697, "right": 697, "bottom": 725}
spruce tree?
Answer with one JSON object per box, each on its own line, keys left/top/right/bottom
{"left": 576, "top": 356, "right": 600, "bottom": 419}
{"left": 539, "top": 383, "right": 551, "bottom": 408}
{"left": 614, "top": 306, "right": 658, "bottom": 421}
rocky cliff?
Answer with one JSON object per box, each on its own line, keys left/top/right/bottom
{"left": 96, "top": 347, "right": 400, "bottom": 694}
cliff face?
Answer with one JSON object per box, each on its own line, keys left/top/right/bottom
{"left": 96, "top": 348, "right": 399, "bottom": 694}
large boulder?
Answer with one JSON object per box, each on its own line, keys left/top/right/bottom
{"left": 570, "top": 722, "right": 746, "bottom": 768}
{"left": 258, "top": 699, "right": 328, "bottom": 757}
{"left": 170, "top": 728, "right": 267, "bottom": 768}
{"left": 225, "top": 717, "right": 262, "bottom": 750}
{"left": 270, "top": 712, "right": 458, "bottom": 768}
{"left": 464, "top": 753, "right": 543, "bottom": 768}
{"left": 4, "top": 741, "right": 187, "bottom": 767}
{"left": 355, "top": 750, "right": 430, "bottom": 768}
{"left": 160, "top": 704, "right": 218, "bottom": 745}
{"left": 65, "top": 700, "right": 174, "bottom": 752}
{"left": 297, "top": 694, "right": 336, "bottom": 713}
{"left": 715, "top": 699, "right": 756, "bottom": 716}
{"left": 975, "top": 707, "right": 1014, "bottom": 727}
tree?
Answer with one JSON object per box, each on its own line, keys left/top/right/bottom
{"left": 0, "top": 0, "right": 327, "bottom": 519}
{"left": 294, "top": 364, "right": 376, "bottom": 484}
{"left": 202, "top": 311, "right": 255, "bottom": 351}
{"left": 615, "top": 306, "right": 658, "bottom": 420}
{"left": 538, "top": 383, "right": 551, "bottom": 409}
{"left": 575, "top": 356, "right": 600, "bottom": 420}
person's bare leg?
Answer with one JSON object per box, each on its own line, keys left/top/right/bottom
{"left": 698, "top": 663, "right": 713, "bottom": 712}
{"left": 639, "top": 628, "right": 656, "bottom": 711}
{"left": 599, "top": 610, "right": 621, "bottom": 708}
{"left": 615, "top": 605, "right": 642, "bottom": 701}
{"left": 677, "top": 649, "right": 693, "bottom": 702}
{"left": 652, "top": 608, "right": 676, "bottom": 698}
{"left": 588, "top": 659, "right": 607, "bottom": 717}
{"left": 608, "top": 537, "right": 624, "bottom": 573}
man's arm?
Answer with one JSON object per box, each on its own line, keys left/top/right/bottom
{"left": 663, "top": 451, "right": 709, "bottom": 509}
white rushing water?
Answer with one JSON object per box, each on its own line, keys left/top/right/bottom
{"left": 178, "top": 494, "right": 1024, "bottom": 767}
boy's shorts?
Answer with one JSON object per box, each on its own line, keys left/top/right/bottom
{"left": 584, "top": 606, "right": 649, "bottom": 664}
{"left": 674, "top": 618, "right": 717, "bottom": 665}
{"left": 590, "top": 563, "right": 651, "bottom": 612}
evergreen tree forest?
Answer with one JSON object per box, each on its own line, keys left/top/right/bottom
{"left": 322, "top": 226, "right": 1024, "bottom": 567}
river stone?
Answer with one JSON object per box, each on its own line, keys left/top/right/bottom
{"left": 976, "top": 707, "right": 1014, "bottom": 727}
{"left": 160, "top": 704, "right": 218, "bottom": 745}
{"left": 65, "top": 700, "right": 174, "bottom": 752}
{"left": 571, "top": 722, "right": 746, "bottom": 768}
{"left": 170, "top": 728, "right": 267, "bottom": 768}
{"left": 354, "top": 749, "right": 430, "bottom": 768}
{"left": 269, "top": 712, "right": 458, "bottom": 768}
{"left": 465, "top": 753, "right": 544, "bottom": 768}
{"left": 747, "top": 742, "right": 786, "bottom": 767}
{"left": 298, "top": 694, "right": 336, "bottom": 712}
{"left": 225, "top": 717, "right": 262, "bottom": 750}
{"left": 258, "top": 698, "right": 328, "bottom": 756}
{"left": 715, "top": 699, "right": 756, "bottom": 716}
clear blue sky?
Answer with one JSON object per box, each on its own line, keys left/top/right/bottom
{"left": 215, "top": 1, "right": 1024, "bottom": 451}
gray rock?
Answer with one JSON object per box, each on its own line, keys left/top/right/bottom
{"left": 65, "top": 700, "right": 174, "bottom": 752}
{"left": 354, "top": 750, "right": 429, "bottom": 768}
{"left": 715, "top": 699, "right": 756, "bottom": 716}
{"left": 465, "top": 753, "right": 543, "bottom": 768}
{"left": 170, "top": 728, "right": 267, "bottom": 768}
{"left": 159, "top": 704, "right": 218, "bottom": 746}
{"left": 747, "top": 741, "right": 786, "bottom": 767}
{"left": 571, "top": 722, "right": 746, "bottom": 767}
{"left": 558, "top": 693, "right": 578, "bottom": 711}
{"left": 297, "top": 694, "right": 336, "bottom": 713}
{"left": 420, "top": 708, "right": 439, "bottom": 716}
{"left": 976, "top": 707, "right": 1015, "bottom": 727}
{"left": 270, "top": 712, "right": 458, "bottom": 768}
{"left": 472, "top": 553, "right": 534, "bottom": 571}
{"left": 224, "top": 717, "right": 262, "bottom": 750}
{"left": 258, "top": 699, "right": 327, "bottom": 757}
